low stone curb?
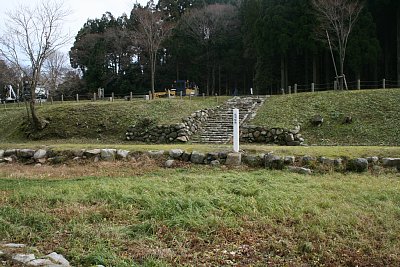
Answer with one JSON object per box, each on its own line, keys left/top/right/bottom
{"left": 0, "top": 148, "right": 399, "bottom": 173}
{"left": 0, "top": 243, "right": 70, "bottom": 267}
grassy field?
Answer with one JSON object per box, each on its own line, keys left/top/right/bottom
{"left": 252, "top": 89, "right": 400, "bottom": 146}
{"left": 1, "top": 163, "right": 400, "bottom": 266}
{"left": 0, "top": 97, "right": 227, "bottom": 143}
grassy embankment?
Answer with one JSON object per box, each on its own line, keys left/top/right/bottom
{"left": 252, "top": 89, "right": 400, "bottom": 146}
{"left": 0, "top": 97, "right": 228, "bottom": 143}
{"left": 1, "top": 90, "right": 400, "bottom": 158}
{"left": 0, "top": 164, "right": 399, "bottom": 266}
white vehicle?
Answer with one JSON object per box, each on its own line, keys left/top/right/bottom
{"left": 1, "top": 85, "right": 18, "bottom": 103}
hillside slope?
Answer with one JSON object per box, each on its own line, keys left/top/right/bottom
{"left": 251, "top": 89, "right": 400, "bottom": 146}
{"left": 0, "top": 98, "right": 226, "bottom": 143}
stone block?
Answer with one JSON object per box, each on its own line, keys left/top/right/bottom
{"left": 264, "top": 154, "right": 284, "bottom": 170}
{"left": 101, "top": 149, "right": 116, "bottom": 161}
{"left": 288, "top": 166, "right": 312, "bottom": 175}
{"left": 382, "top": 158, "right": 400, "bottom": 167}
{"left": 33, "top": 149, "right": 47, "bottom": 160}
{"left": 45, "top": 252, "right": 70, "bottom": 266}
{"left": 165, "top": 159, "right": 175, "bottom": 168}
{"left": 225, "top": 153, "right": 241, "bottom": 166}
{"left": 242, "top": 154, "right": 263, "bottom": 167}
{"left": 18, "top": 149, "right": 35, "bottom": 158}
{"left": 169, "top": 149, "right": 183, "bottom": 159}
{"left": 190, "top": 151, "right": 206, "bottom": 164}
{"left": 347, "top": 158, "right": 369, "bottom": 172}
{"left": 84, "top": 149, "right": 101, "bottom": 158}
{"left": 12, "top": 254, "right": 35, "bottom": 264}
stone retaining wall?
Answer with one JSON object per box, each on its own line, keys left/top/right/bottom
{"left": 240, "top": 125, "right": 304, "bottom": 146}
{"left": 125, "top": 109, "right": 213, "bottom": 143}
{"left": 1, "top": 148, "right": 399, "bottom": 174}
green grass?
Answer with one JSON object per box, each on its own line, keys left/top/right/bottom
{"left": 0, "top": 97, "right": 227, "bottom": 143}
{"left": 1, "top": 166, "right": 400, "bottom": 266}
{"left": 252, "top": 89, "right": 400, "bottom": 145}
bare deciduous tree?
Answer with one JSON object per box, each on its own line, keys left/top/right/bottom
{"left": 312, "top": 0, "right": 363, "bottom": 89}
{"left": 180, "top": 4, "right": 239, "bottom": 95}
{"left": 131, "top": 2, "right": 174, "bottom": 98}
{"left": 44, "top": 51, "right": 68, "bottom": 97}
{"left": 0, "top": 0, "right": 71, "bottom": 129}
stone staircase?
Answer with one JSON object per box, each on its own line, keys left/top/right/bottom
{"left": 191, "top": 96, "right": 267, "bottom": 144}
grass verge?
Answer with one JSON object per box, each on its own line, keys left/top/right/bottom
{"left": 1, "top": 163, "right": 400, "bottom": 266}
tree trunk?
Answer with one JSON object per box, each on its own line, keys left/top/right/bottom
{"left": 218, "top": 64, "right": 221, "bottom": 96}
{"left": 29, "top": 100, "right": 43, "bottom": 129}
{"left": 285, "top": 55, "right": 288, "bottom": 91}
{"left": 325, "top": 51, "right": 330, "bottom": 87}
{"left": 280, "top": 54, "right": 285, "bottom": 91}
{"left": 397, "top": 4, "right": 400, "bottom": 87}
{"left": 305, "top": 51, "right": 309, "bottom": 85}
{"left": 151, "top": 52, "right": 156, "bottom": 98}
{"left": 340, "top": 58, "right": 345, "bottom": 90}
{"left": 211, "top": 65, "right": 215, "bottom": 96}
{"left": 312, "top": 53, "right": 318, "bottom": 85}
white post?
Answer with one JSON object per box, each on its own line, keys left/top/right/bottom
{"left": 311, "top": 83, "right": 315, "bottom": 92}
{"left": 130, "top": 91, "right": 133, "bottom": 101}
{"left": 233, "top": 108, "right": 239, "bottom": 153}
{"left": 76, "top": 94, "right": 79, "bottom": 102}
{"left": 288, "top": 86, "right": 291, "bottom": 94}
{"left": 383, "top": 78, "right": 386, "bottom": 89}
{"left": 250, "top": 88, "right": 253, "bottom": 95}
{"left": 294, "top": 84, "right": 297, "bottom": 94}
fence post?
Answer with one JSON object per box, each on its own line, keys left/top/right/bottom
{"left": 112, "top": 92, "right": 114, "bottom": 102}
{"left": 383, "top": 78, "right": 386, "bottom": 89}
{"left": 180, "top": 91, "right": 183, "bottom": 100}
{"left": 76, "top": 94, "right": 79, "bottom": 102}
{"left": 311, "top": 83, "right": 315, "bottom": 92}
{"left": 61, "top": 94, "right": 64, "bottom": 102}
{"left": 288, "top": 86, "right": 291, "bottom": 94}
{"left": 202, "top": 93, "right": 205, "bottom": 99}
{"left": 93, "top": 93, "right": 96, "bottom": 101}
{"left": 281, "top": 88, "right": 285, "bottom": 95}
{"left": 357, "top": 79, "right": 361, "bottom": 90}
{"left": 168, "top": 89, "right": 171, "bottom": 99}
{"left": 294, "top": 84, "right": 297, "bottom": 94}
{"left": 334, "top": 80, "right": 338, "bottom": 91}
{"left": 130, "top": 92, "right": 133, "bottom": 101}
{"left": 148, "top": 91, "right": 152, "bottom": 100}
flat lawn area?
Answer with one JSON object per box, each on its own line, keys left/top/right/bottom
{"left": 1, "top": 163, "right": 399, "bottom": 266}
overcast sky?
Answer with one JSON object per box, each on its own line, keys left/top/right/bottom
{"left": 0, "top": 0, "right": 148, "bottom": 52}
